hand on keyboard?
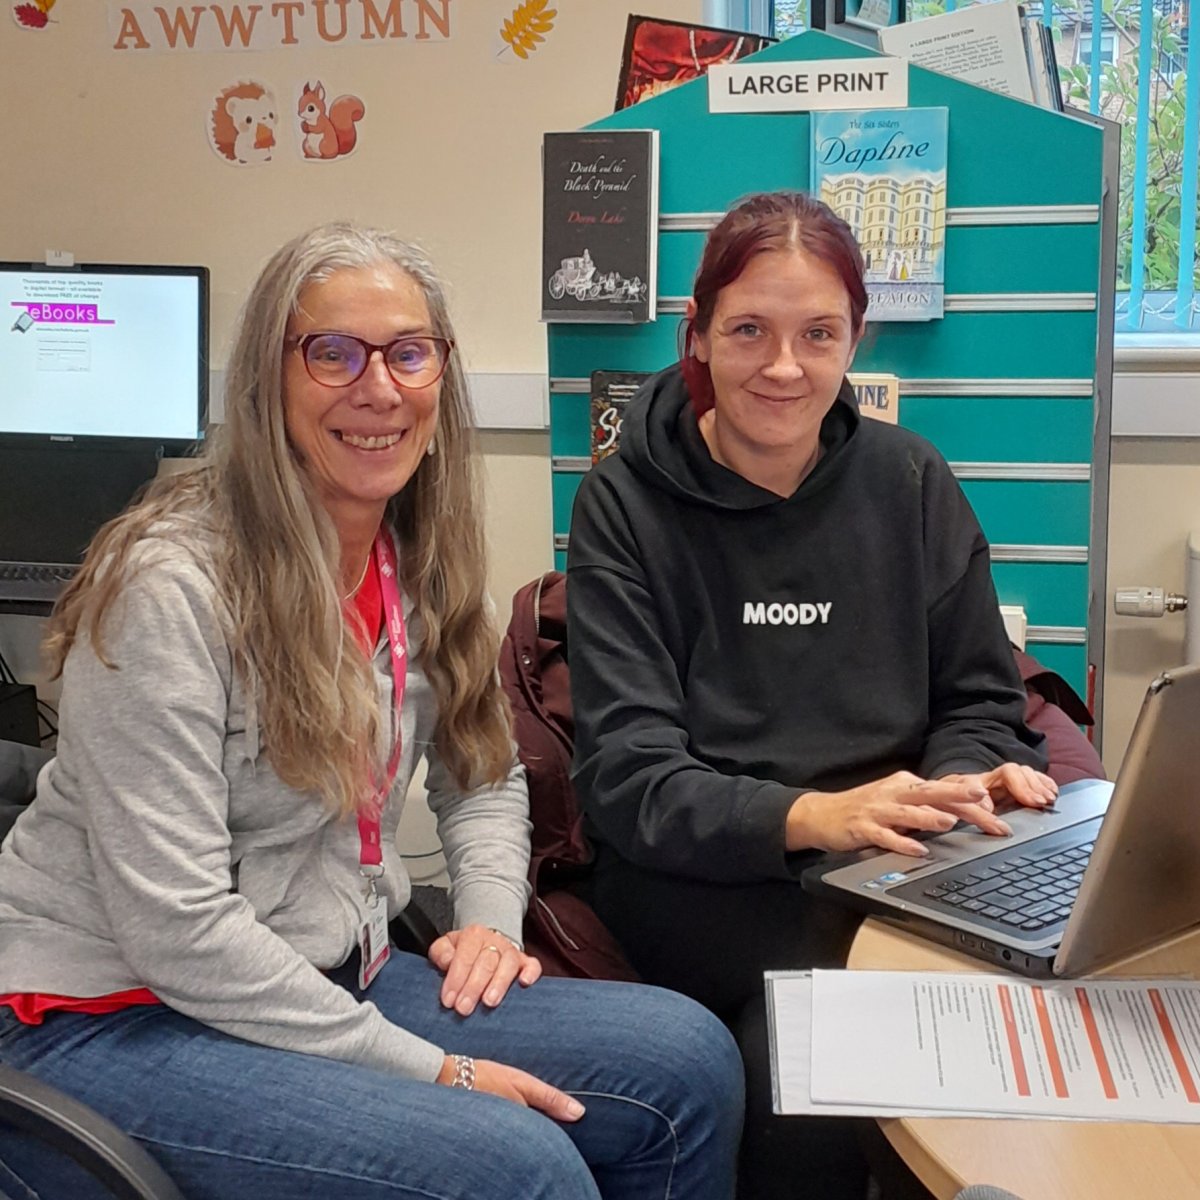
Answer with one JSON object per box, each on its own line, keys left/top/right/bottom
{"left": 939, "top": 764, "right": 1058, "bottom": 814}
{"left": 786, "top": 770, "right": 1019, "bottom": 858}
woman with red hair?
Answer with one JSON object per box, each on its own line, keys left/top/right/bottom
{"left": 567, "top": 192, "right": 1055, "bottom": 1199}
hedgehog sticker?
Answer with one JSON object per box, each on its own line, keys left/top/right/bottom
{"left": 208, "top": 80, "right": 278, "bottom": 166}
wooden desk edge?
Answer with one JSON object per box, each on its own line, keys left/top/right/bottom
{"left": 847, "top": 917, "right": 1200, "bottom": 1200}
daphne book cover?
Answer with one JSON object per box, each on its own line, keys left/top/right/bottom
{"left": 542, "top": 129, "right": 659, "bottom": 325}
{"left": 810, "top": 108, "right": 948, "bottom": 322}
{"left": 615, "top": 15, "right": 774, "bottom": 111}
{"left": 590, "top": 370, "right": 650, "bottom": 462}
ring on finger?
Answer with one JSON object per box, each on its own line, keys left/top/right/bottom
{"left": 482, "top": 944, "right": 502, "bottom": 956}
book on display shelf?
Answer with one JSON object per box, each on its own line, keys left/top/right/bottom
{"left": 877, "top": 0, "right": 1064, "bottom": 111}
{"left": 615, "top": 14, "right": 774, "bottom": 111}
{"left": 854, "top": 0, "right": 895, "bottom": 29}
{"left": 590, "top": 370, "right": 651, "bottom": 463}
{"left": 1021, "top": 11, "right": 1066, "bottom": 113}
{"left": 846, "top": 372, "right": 901, "bottom": 423}
{"left": 541, "top": 129, "right": 659, "bottom": 325}
{"left": 810, "top": 107, "right": 948, "bottom": 322}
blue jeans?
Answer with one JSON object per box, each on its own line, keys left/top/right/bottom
{"left": 0, "top": 950, "right": 743, "bottom": 1199}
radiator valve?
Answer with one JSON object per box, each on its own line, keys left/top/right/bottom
{"left": 1113, "top": 587, "right": 1188, "bottom": 618}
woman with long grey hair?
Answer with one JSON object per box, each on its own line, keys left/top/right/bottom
{"left": 0, "top": 222, "right": 743, "bottom": 1199}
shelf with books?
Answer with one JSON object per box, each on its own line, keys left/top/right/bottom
{"left": 544, "top": 28, "right": 1114, "bottom": 718}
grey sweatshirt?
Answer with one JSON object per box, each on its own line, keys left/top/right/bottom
{"left": 0, "top": 527, "right": 532, "bottom": 1081}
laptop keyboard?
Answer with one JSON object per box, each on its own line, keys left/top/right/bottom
{"left": 0, "top": 563, "right": 76, "bottom": 583}
{"left": 0, "top": 561, "right": 78, "bottom": 604}
{"left": 918, "top": 839, "right": 1095, "bottom": 931}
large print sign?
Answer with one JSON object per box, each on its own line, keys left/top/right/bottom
{"left": 107, "top": 1, "right": 452, "bottom": 52}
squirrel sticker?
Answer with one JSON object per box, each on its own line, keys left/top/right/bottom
{"left": 297, "top": 81, "right": 365, "bottom": 161}
{"left": 208, "top": 81, "right": 278, "bottom": 166}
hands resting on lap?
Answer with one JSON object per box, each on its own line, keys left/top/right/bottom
{"left": 427, "top": 923, "right": 585, "bottom": 1121}
{"left": 428, "top": 922, "right": 542, "bottom": 1017}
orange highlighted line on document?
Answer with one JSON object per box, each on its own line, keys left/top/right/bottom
{"left": 997, "top": 984, "right": 1031, "bottom": 1096}
{"left": 1075, "top": 986, "right": 1118, "bottom": 1099}
{"left": 1149, "top": 988, "right": 1200, "bottom": 1103}
{"left": 1032, "top": 987, "right": 1069, "bottom": 1098}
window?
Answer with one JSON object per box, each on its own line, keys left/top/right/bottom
{"left": 1077, "top": 28, "right": 1118, "bottom": 66}
{"left": 756, "top": 0, "right": 1200, "bottom": 333}
{"left": 1050, "top": 0, "right": 1196, "bottom": 332}
{"left": 773, "top": 0, "right": 810, "bottom": 35}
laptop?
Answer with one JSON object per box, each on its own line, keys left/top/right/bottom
{"left": 804, "top": 663, "right": 1200, "bottom": 979}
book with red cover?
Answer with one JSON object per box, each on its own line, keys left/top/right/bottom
{"left": 615, "top": 14, "right": 774, "bottom": 111}
{"left": 590, "top": 370, "right": 651, "bottom": 462}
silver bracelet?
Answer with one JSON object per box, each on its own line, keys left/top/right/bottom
{"left": 450, "top": 1053, "right": 476, "bottom": 1090}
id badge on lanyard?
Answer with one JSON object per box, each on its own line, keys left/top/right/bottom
{"left": 357, "top": 531, "right": 407, "bottom": 990}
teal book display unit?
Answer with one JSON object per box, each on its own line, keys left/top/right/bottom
{"left": 546, "top": 30, "right": 1117, "bottom": 737}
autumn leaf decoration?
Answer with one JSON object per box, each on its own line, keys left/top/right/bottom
{"left": 13, "top": 0, "right": 55, "bottom": 30}
{"left": 499, "top": 0, "right": 556, "bottom": 59}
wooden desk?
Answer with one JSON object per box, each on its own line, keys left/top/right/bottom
{"left": 847, "top": 918, "right": 1200, "bottom": 1200}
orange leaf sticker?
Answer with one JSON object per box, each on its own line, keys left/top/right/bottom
{"left": 499, "top": 0, "right": 557, "bottom": 59}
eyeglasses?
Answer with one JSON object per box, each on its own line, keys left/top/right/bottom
{"left": 293, "top": 332, "right": 454, "bottom": 389}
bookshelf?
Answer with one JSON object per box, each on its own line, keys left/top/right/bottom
{"left": 545, "top": 29, "right": 1117, "bottom": 737}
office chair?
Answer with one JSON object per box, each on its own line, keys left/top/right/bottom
{"left": 0, "top": 1063, "right": 185, "bottom": 1200}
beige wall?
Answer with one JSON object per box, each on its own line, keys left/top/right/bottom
{"left": 1103, "top": 432, "right": 1200, "bottom": 772}
{"left": 477, "top": 429, "right": 552, "bottom": 615}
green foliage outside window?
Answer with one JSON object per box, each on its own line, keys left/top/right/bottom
{"left": 771, "top": 0, "right": 1197, "bottom": 305}
{"left": 1056, "top": 0, "right": 1198, "bottom": 294}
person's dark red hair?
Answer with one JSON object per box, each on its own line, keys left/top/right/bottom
{"left": 679, "top": 191, "right": 868, "bottom": 416}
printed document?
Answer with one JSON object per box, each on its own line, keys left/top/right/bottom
{"left": 768, "top": 972, "right": 953, "bottom": 1117}
{"left": 877, "top": 0, "right": 1035, "bottom": 103}
{"left": 769, "top": 969, "right": 1200, "bottom": 1121}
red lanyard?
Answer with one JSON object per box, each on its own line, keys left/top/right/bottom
{"left": 356, "top": 530, "right": 407, "bottom": 885}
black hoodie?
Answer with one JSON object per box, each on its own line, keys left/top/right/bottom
{"left": 566, "top": 363, "right": 1046, "bottom": 884}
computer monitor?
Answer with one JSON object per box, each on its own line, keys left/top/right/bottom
{"left": 1, "top": 261, "right": 208, "bottom": 445}
{"left": 0, "top": 261, "right": 209, "bottom": 579}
